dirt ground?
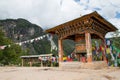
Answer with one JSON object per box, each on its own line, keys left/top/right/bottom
{"left": 0, "top": 67, "right": 120, "bottom": 80}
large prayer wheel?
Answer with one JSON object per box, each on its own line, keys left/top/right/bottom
{"left": 75, "top": 34, "right": 86, "bottom": 62}
{"left": 75, "top": 34, "right": 86, "bottom": 53}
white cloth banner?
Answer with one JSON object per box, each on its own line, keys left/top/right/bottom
{"left": 47, "top": 34, "right": 57, "bottom": 52}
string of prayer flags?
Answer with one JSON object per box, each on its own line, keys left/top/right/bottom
{"left": 0, "top": 34, "right": 58, "bottom": 51}
{"left": 0, "top": 34, "right": 47, "bottom": 49}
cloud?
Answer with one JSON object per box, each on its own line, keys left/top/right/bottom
{"left": 109, "top": 0, "right": 120, "bottom": 7}
{"left": 105, "top": 18, "right": 120, "bottom": 38}
{"left": 78, "top": 0, "right": 120, "bottom": 29}
{"left": 109, "top": 18, "right": 120, "bottom": 29}
{"left": 0, "top": 0, "right": 92, "bottom": 29}
{"left": 0, "top": 0, "right": 120, "bottom": 32}
{"left": 0, "top": 0, "right": 60, "bottom": 28}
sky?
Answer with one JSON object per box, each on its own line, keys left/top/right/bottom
{"left": 0, "top": 0, "right": 120, "bottom": 34}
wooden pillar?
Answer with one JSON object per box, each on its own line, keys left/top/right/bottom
{"left": 58, "top": 39, "right": 63, "bottom": 63}
{"left": 41, "top": 60, "right": 43, "bottom": 67}
{"left": 102, "top": 39, "right": 107, "bottom": 62}
{"left": 29, "top": 59, "right": 33, "bottom": 67}
{"left": 77, "top": 54, "right": 80, "bottom": 62}
{"left": 85, "top": 32, "right": 92, "bottom": 62}
{"left": 22, "top": 58, "right": 24, "bottom": 67}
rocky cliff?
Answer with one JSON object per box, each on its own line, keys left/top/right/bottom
{"left": 0, "top": 18, "right": 74, "bottom": 55}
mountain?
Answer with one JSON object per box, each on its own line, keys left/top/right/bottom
{"left": 0, "top": 18, "right": 75, "bottom": 55}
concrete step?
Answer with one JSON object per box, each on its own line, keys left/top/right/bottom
{"left": 59, "top": 61, "right": 108, "bottom": 69}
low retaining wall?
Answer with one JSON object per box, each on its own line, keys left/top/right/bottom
{"left": 59, "top": 61, "right": 108, "bottom": 69}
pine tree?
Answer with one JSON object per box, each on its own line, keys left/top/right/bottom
{"left": 0, "top": 29, "right": 24, "bottom": 66}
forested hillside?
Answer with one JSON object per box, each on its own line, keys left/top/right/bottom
{"left": 0, "top": 18, "right": 75, "bottom": 55}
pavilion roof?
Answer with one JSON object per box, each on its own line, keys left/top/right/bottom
{"left": 46, "top": 11, "right": 118, "bottom": 34}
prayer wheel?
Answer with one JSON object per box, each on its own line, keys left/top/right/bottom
{"left": 75, "top": 34, "right": 86, "bottom": 53}
{"left": 75, "top": 34, "right": 86, "bottom": 62}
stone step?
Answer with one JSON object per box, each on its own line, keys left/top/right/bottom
{"left": 59, "top": 61, "right": 108, "bottom": 69}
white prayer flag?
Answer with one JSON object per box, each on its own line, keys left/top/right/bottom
{"left": 19, "top": 43, "right": 22, "bottom": 46}
{"left": 107, "top": 40, "right": 110, "bottom": 45}
{"left": 43, "top": 35, "right": 46, "bottom": 38}
{"left": 30, "top": 39, "right": 34, "bottom": 43}
{"left": 0, "top": 45, "right": 6, "bottom": 50}
{"left": 38, "top": 37, "right": 40, "bottom": 40}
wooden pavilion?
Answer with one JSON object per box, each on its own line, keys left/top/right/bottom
{"left": 20, "top": 54, "right": 53, "bottom": 67}
{"left": 46, "top": 11, "right": 117, "bottom": 67}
